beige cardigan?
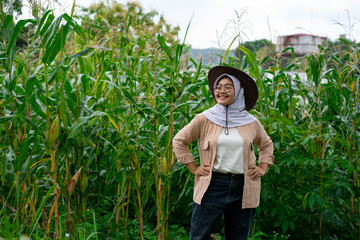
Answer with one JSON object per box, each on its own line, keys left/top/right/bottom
{"left": 172, "top": 114, "right": 274, "bottom": 209}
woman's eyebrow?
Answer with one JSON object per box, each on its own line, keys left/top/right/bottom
{"left": 217, "top": 83, "right": 234, "bottom": 86}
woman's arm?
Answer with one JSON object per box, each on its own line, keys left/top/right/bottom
{"left": 253, "top": 120, "right": 274, "bottom": 166}
{"left": 173, "top": 115, "right": 211, "bottom": 176}
{"left": 172, "top": 115, "right": 202, "bottom": 165}
{"left": 248, "top": 120, "right": 274, "bottom": 180}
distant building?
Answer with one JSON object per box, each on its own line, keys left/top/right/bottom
{"left": 276, "top": 34, "right": 328, "bottom": 56}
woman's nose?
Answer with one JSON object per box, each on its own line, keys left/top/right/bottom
{"left": 219, "top": 88, "right": 226, "bottom": 93}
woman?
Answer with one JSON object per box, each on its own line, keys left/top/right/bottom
{"left": 173, "top": 65, "right": 274, "bottom": 240}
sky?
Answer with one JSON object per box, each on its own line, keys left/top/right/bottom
{"left": 20, "top": 0, "right": 360, "bottom": 49}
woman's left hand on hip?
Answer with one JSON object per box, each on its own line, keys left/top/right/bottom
{"left": 247, "top": 165, "right": 265, "bottom": 181}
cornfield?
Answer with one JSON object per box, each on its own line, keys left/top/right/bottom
{"left": 0, "top": 1, "right": 359, "bottom": 240}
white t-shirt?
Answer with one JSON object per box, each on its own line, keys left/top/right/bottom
{"left": 213, "top": 127, "right": 244, "bottom": 174}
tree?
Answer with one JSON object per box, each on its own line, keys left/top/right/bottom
{"left": 234, "top": 39, "right": 275, "bottom": 68}
{"left": 235, "top": 39, "right": 274, "bottom": 60}
{"left": 79, "top": 1, "right": 180, "bottom": 48}
{"left": 1, "top": 0, "right": 23, "bottom": 15}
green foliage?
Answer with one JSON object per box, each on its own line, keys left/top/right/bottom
{"left": 79, "top": 1, "right": 180, "bottom": 48}
{"left": 0, "top": 2, "right": 197, "bottom": 239}
{"left": 0, "top": 1, "right": 359, "bottom": 240}
{"left": 238, "top": 36, "right": 360, "bottom": 239}
{"left": 1, "top": 0, "right": 23, "bottom": 15}
{"left": 234, "top": 39, "right": 275, "bottom": 68}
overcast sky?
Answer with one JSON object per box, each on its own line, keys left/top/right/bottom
{"left": 21, "top": 0, "right": 360, "bottom": 49}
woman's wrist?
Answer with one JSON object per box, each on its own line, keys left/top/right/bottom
{"left": 259, "top": 163, "right": 269, "bottom": 173}
{"left": 186, "top": 162, "right": 198, "bottom": 175}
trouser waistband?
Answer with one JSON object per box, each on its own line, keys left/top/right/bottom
{"left": 212, "top": 171, "right": 244, "bottom": 179}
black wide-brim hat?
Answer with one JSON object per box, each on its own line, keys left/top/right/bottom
{"left": 208, "top": 65, "right": 258, "bottom": 111}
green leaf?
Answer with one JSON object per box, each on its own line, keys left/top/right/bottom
{"left": 28, "top": 185, "right": 55, "bottom": 236}
{"left": 223, "top": 36, "right": 237, "bottom": 64}
{"left": 274, "top": 220, "right": 281, "bottom": 227}
{"left": 315, "top": 194, "right": 325, "bottom": 207}
{"left": 308, "top": 193, "right": 315, "bottom": 208}
{"left": 270, "top": 206, "right": 278, "bottom": 217}
{"left": 21, "top": 116, "right": 45, "bottom": 137}
{"left": 239, "top": 46, "right": 260, "bottom": 78}
{"left": 25, "top": 76, "right": 39, "bottom": 99}
{"left": 78, "top": 133, "right": 96, "bottom": 148}
{"left": 80, "top": 74, "right": 89, "bottom": 95}
{"left": 43, "top": 24, "right": 70, "bottom": 64}
{"left": 91, "top": 111, "right": 119, "bottom": 132}
{"left": 282, "top": 221, "right": 289, "bottom": 233}
{"left": 15, "top": 139, "right": 31, "bottom": 172}
{"left": 302, "top": 192, "right": 309, "bottom": 209}
{"left": 0, "top": 115, "right": 16, "bottom": 124}
{"left": 157, "top": 34, "right": 173, "bottom": 61}
{"left": 47, "top": 62, "right": 63, "bottom": 85}
{"left": 261, "top": 187, "right": 268, "bottom": 201}
{"left": 175, "top": 43, "right": 183, "bottom": 68}
{"left": 5, "top": 18, "right": 36, "bottom": 72}
{"left": 7, "top": 19, "right": 37, "bottom": 55}
{"left": 36, "top": 10, "right": 53, "bottom": 36}
{"left": 3, "top": 14, "right": 14, "bottom": 29}
{"left": 295, "top": 193, "right": 303, "bottom": 200}
{"left": 93, "top": 64, "right": 108, "bottom": 98}
{"left": 69, "top": 47, "right": 94, "bottom": 58}
{"left": 289, "top": 221, "right": 295, "bottom": 231}
{"left": 30, "top": 95, "right": 47, "bottom": 119}
{"left": 68, "top": 117, "right": 88, "bottom": 138}
{"left": 63, "top": 13, "right": 87, "bottom": 41}
{"left": 272, "top": 164, "right": 280, "bottom": 174}
{"left": 42, "top": 13, "right": 63, "bottom": 48}
{"left": 122, "top": 89, "right": 153, "bottom": 127}
{"left": 282, "top": 46, "right": 295, "bottom": 60}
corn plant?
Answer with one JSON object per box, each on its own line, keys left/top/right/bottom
{"left": 1, "top": 1, "right": 360, "bottom": 239}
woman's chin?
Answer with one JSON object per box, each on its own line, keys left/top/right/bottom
{"left": 217, "top": 99, "right": 231, "bottom": 105}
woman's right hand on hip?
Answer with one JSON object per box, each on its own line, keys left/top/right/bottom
{"left": 195, "top": 164, "right": 211, "bottom": 176}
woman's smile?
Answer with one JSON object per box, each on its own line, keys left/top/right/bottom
{"left": 218, "top": 94, "right": 228, "bottom": 98}
{"left": 218, "top": 94, "right": 229, "bottom": 100}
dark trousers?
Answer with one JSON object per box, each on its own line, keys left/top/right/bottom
{"left": 190, "top": 172, "right": 256, "bottom": 240}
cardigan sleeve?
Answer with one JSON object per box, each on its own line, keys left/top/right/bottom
{"left": 172, "top": 115, "right": 203, "bottom": 164}
{"left": 254, "top": 120, "right": 274, "bottom": 166}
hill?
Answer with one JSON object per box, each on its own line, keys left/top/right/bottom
{"left": 189, "top": 48, "right": 235, "bottom": 66}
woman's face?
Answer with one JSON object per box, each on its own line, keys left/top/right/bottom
{"left": 215, "top": 77, "right": 235, "bottom": 106}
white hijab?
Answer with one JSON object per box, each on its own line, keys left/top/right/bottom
{"left": 203, "top": 74, "right": 257, "bottom": 129}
